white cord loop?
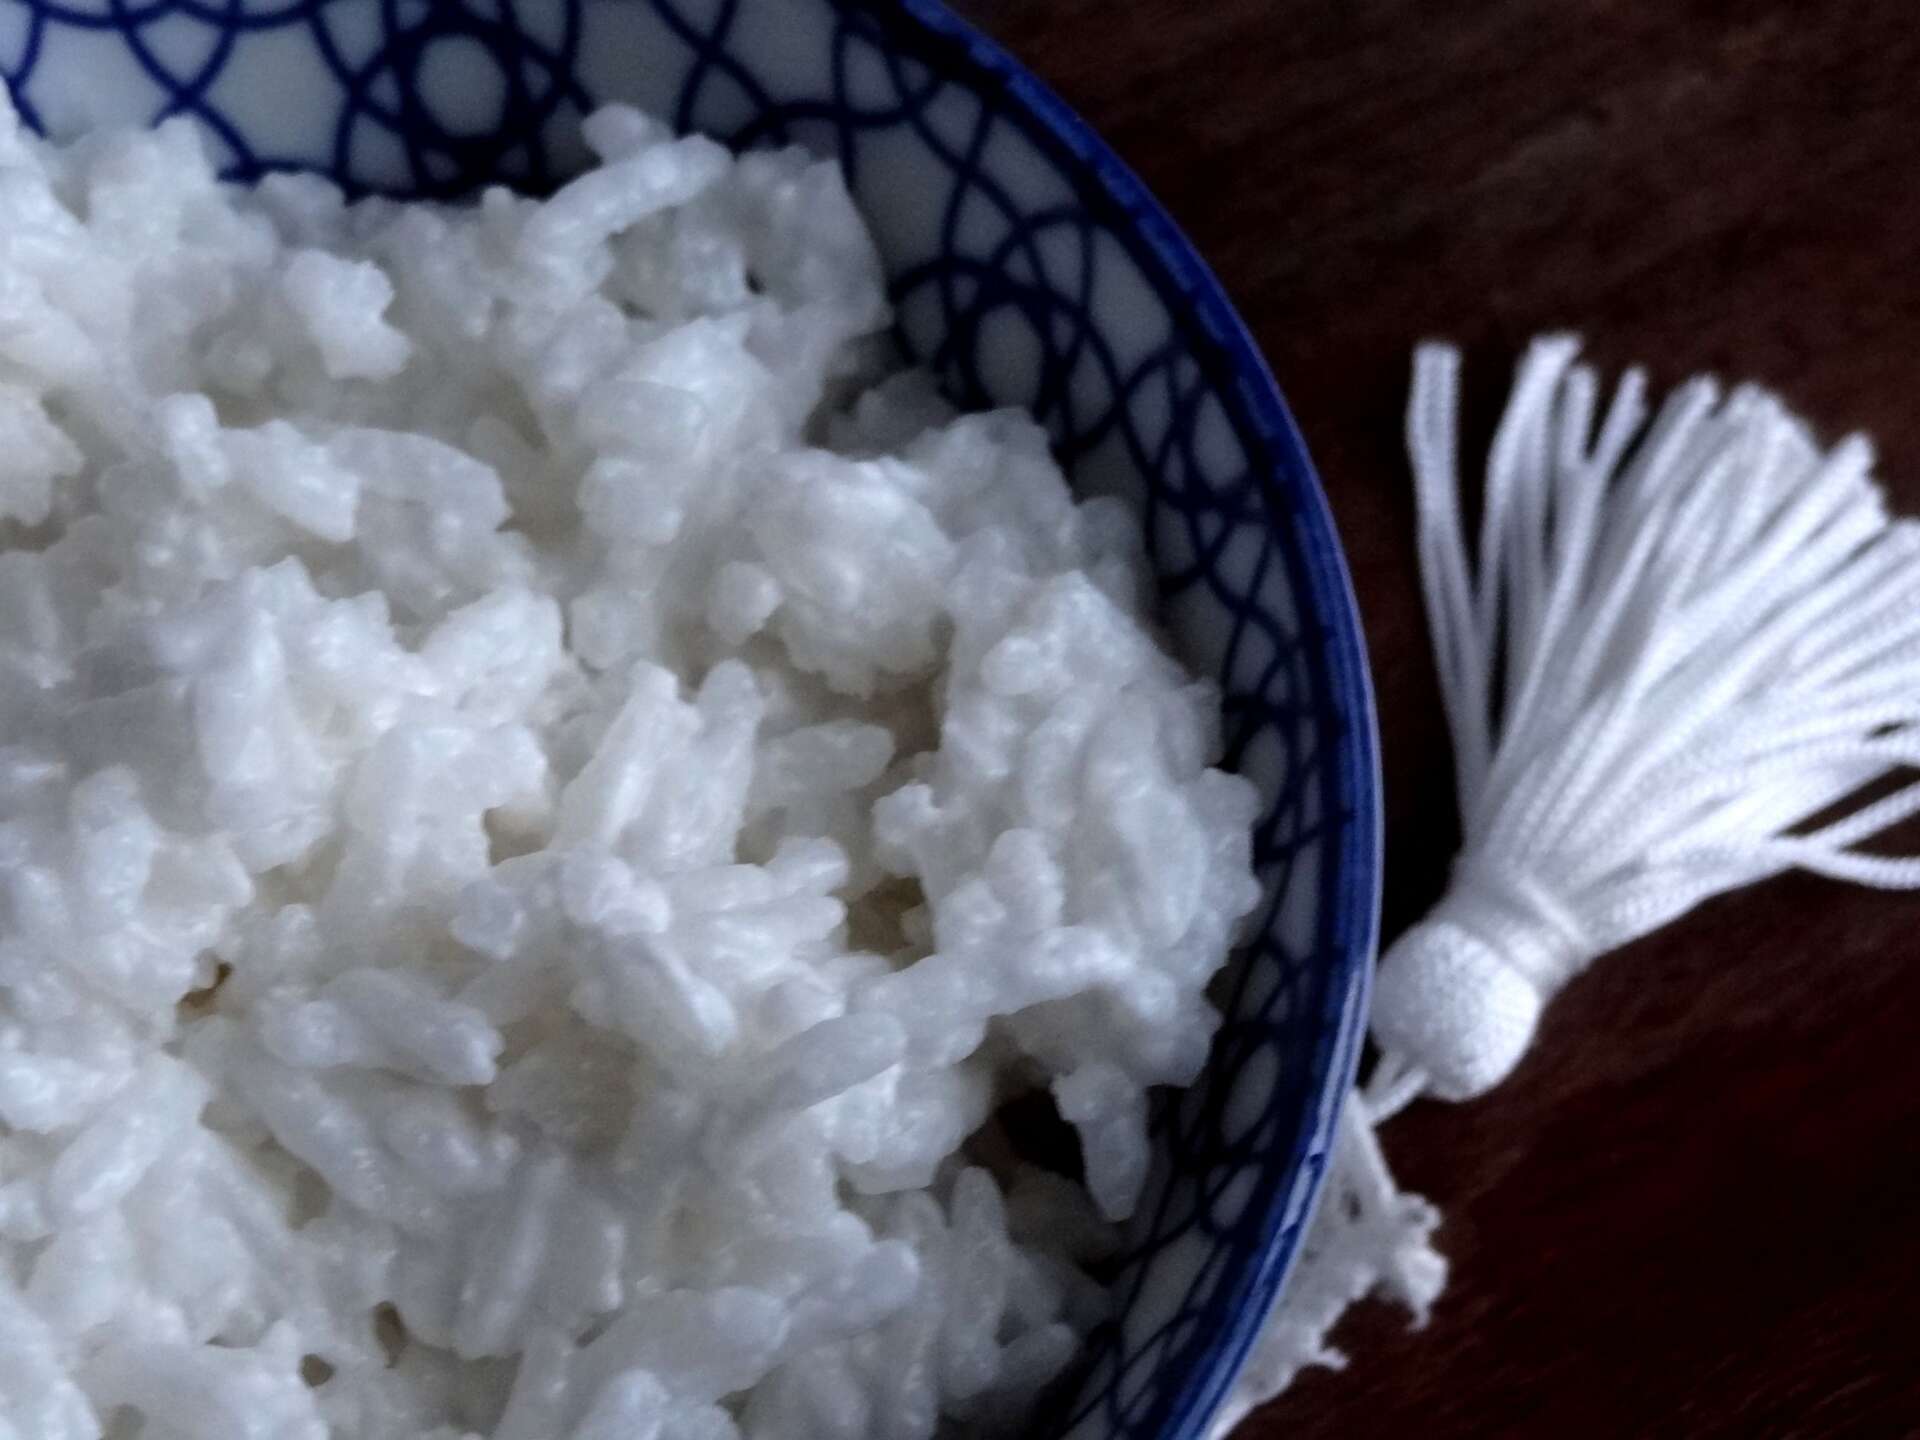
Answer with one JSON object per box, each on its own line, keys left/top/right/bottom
{"left": 1207, "top": 1095, "right": 1444, "bottom": 1440}
{"left": 1373, "top": 335, "right": 1920, "bottom": 1103}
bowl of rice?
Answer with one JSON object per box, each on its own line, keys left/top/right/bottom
{"left": 0, "top": 2, "right": 1379, "bottom": 1438}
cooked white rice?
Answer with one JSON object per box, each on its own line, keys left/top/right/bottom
{"left": 0, "top": 93, "right": 1262, "bottom": 1440}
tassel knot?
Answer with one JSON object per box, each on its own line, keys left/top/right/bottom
{"left": 1371, "top": 858, "right": 1590, "bottom": 1101}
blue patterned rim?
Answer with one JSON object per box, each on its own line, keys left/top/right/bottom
{"left": 875, "top": 5, "right": 1383, "bottom": 1432}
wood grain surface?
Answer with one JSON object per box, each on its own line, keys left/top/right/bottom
{"left": 947, "top": 3, "right": 1920, "bottom": 1436}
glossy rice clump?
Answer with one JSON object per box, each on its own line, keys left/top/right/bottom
{"left": 0, "top": 95, "right": 1261, "bottom": 1440}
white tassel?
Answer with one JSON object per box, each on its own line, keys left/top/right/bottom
{"left": 1371, "top": 335, "right": 1920, "bottom": 1108}
{"left": 1219, "top": 335, "right": 1920, "bottom": 1436}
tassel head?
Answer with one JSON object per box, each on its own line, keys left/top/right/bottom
{"left": 1372, "top": 917, "right": 1545, "bottom": 1101}
{"left": 1373, "top": 859, "right": 1590, "bottom": 1099}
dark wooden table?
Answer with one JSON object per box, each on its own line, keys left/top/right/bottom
{"left": 952, "top": 3, "right": 1920, "bottom": 1435}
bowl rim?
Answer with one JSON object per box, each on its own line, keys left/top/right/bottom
{"left": 872, "top": 2, "right": 1383, "bottom": 1432}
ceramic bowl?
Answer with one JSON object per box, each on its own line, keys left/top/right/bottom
{"left": 1, "top": 2, "right": 1380, "bottom": 1434}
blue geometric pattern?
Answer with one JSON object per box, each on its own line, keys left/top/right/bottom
{"left": 0, "top": 3, "right": 1381, "bottom": 1436}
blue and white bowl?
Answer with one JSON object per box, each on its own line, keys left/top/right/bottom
{"left": 1, "top": 2, "right": 1380, "bottom": 1435}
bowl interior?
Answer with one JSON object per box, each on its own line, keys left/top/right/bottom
{"left": 2, "top": 1, "right": 1380, "bottom": 1434}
